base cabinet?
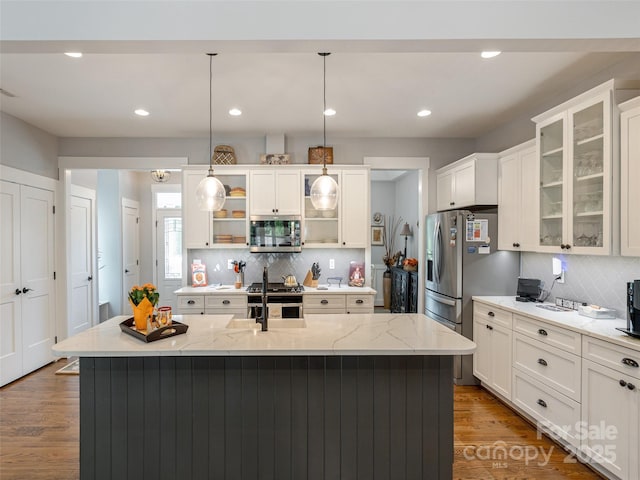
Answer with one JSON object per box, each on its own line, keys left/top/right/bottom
{"left": 390, "top": 267, "right": 418, "bottom": 313}
{"left": 582, "top": 359, "right": 639, "bottom": 480}
{"left": 472, "top": 303, "right": 512, "bottom": 399}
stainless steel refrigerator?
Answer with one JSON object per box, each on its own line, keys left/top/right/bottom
{"left": 425, "top": 210, "right": 520, "bottom": 385}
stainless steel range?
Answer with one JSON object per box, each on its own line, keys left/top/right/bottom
{"left": 246, "top": 282, "right": 304, "bottom": 319}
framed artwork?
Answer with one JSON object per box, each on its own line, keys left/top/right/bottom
{"left": 371, "top": 226, "right": 384, "bottom": 245}
{"left": 348, "top": 261, "right": 365, "bottom": 287}
{"left": 372, "top": 211, "right": 384, "bottom": 225}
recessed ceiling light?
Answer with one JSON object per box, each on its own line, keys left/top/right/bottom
{"left": 64, "top": 52, "right": 83, "bottom": 58}
{"left": 323, "top": 108, "right": 336, "bottom": 116}
{"left": 417, "top": 109, "right": 432, "bottom": 117}
{"left": 134, "top": 109, "right": 150, "bottom": 117}
{"left": 229, "top": 108, "right": 242, "bottom": 116}
{"left": 481, "top": 51, "right": 501, "bottom": 59}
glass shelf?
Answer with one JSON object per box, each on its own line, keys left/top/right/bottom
{"left": 542, "top": 146, "right": 563, "bottom": 157}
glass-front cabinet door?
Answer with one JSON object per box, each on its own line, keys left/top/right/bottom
{"left": 568, "top": 93, "right": 611, "bottom": 254}
{"left": 538, "top": 114, "right": 566, "bottom": 250}
{"left": 536, "top": 89, "right": 612, "bottom": 255}
{"left": 302, "top": 172, "right": 340, "bottom": 247}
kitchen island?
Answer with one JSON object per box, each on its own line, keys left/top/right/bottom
{"left": 54, "top": 313, "right": 475, "bottom": 480}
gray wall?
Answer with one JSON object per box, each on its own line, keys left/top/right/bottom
{"left": 395, "top": 172, "right": 419, "bottom": 259}
{"left": 0, "top": 112, "right": 58, "bottom": 179}
{"left": 521, "top": 253, "right": 640, "bottom": 318}
{"left": 370, "top": 181, "right": 396, "bottom": 267}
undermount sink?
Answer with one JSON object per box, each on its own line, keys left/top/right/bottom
{"left": 226, "top": 318, "right": 307, "bottom": 329}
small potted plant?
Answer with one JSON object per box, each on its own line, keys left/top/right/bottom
{"left": 128, "top": 283, "right": 159, "bottom": 330}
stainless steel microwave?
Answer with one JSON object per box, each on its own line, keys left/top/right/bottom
{"left": 249, "top": 216, "right": 302, "bottom": 253}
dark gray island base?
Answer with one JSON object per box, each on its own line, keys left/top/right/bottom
{"left": 80, "top": 355, "right": 454, "bottom": 480}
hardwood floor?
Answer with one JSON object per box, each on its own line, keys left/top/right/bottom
{"left": 0, "top": 361, "right": 603, "bottom": 479}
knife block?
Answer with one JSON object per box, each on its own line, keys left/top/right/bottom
{"left": 302, "top": 271, "right": 318, "bottom": 288}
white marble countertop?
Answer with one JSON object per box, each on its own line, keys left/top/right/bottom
{"left": 473, "top": 296, "right": 640, "bottom": 352}
{"left": 52, "top": 313, "right": 475, "bottom": 357}
{"left": 175, "top": 285, "right": 376, "bottom": 295}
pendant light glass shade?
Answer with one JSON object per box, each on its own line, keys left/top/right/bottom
{"left": 196, "top": 167, "right": 226, "bottom": 211}
{"left": 150, "top": 169, "right": 170, "bottom": 183}
{"left": 196, "top": 53, "right": 227, "bottom": 212}
{"left": 310, "top": 167, "right": 338, "bottom": 210}
{"left": 310, "top": 52, "right": 339, "bottom": 211}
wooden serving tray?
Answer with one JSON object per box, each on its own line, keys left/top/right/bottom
{"left": 119, "top": 317, "right": 188, "bottom": 343}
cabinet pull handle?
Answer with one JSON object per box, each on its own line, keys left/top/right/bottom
{"left": 486, "top": 325, "right": 493, "bottom": 331}
{"left": 537, "top": 358, "right": 548, "bottom": 366}
{"left": 537, "top": 399, "right": 547, "bottom": 408}
{"left": 449, "top": 202, "right": 455, "bottom": 206}
{"left": 22, "top": 287, "right": 32, "bottom": 294}
{"left": 620, "top": 379, "right": 628, "bottom": 387}
{"left": 565, "top": 244, "right": 571, "bottom": 250}
{"left": 622, "top": 357, "right": 639, "bottom": 368}
{"left": 356, "top": 299, "right": 364, "bottom": 304}
{"left": 487, "top": 311, "right": 495, "bottom": 317}
{"left": 15, "top": 289, "right": 22, "bottom": 295}
{"left": 187, "top": 300, "right": 195, "bottom": 305}
{"left": 321, "top": 299, "right": 329, "bottom": 305}
{"left": 222, "top": 300, "right": 230, "bottom": 305}
{"left": 628, "top": 383, "right": 636, "bottom": 391}
{"left": 538, "top": 329, "right": 548, "bottom": 336}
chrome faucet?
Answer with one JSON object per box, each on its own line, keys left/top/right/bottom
{"left": 256, "top": 266, "right": 268, "bottom": 331}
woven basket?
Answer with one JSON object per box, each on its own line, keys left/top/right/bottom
{"left": 213, "top": 145, "right": 237, "bottom": 165}
{"left": 308, "top": 146, "right": 333, "bottom": 165}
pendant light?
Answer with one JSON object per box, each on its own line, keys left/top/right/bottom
{"left": 195, "top": 53, "right": 226, "bottom": 212}
{"left": 310, "top": 52, "right": 339, "bottom": 211}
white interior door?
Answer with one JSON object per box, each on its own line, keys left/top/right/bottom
{"left": 122, "top": 199, "right": 139, "bottom": 312}
{"left": 156, "top": 209, "right": 182, "bottom": 311}
{"left": 70, "top": 187, "right": 96, "bottom": 335}
{"left": 20, "top": 185, "right": 55, "bottom": 374}
{"left": 0, "top": 180, "right": 22, "bottom": 385}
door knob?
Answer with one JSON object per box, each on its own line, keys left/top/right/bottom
{"left": 22, "top": 287, "right": 32, "bottom": 294}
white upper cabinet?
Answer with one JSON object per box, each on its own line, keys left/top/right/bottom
{"left": 183, "top": 167, "right": 248, "bottom": 249}
{"left": 183, "top": 169, "right": 212, "bottom": 248}
{"left": 302, "top": 167, "right": 369, "bottom": 248}
{"left": 340, "top": 169, "right": 369, "bottom": 248}
{"left": 249, "top": 169, "right": 301, "bottom": 216}
{"left": 533, "top": 83, "right": 613, "bottom": 255}
{"left": 498, "top": 140, "right": 537, "bottom": 251}
{"left": 435, "top": 153, "right": 498, "bottom": 211}
{"left": 620, "top": 96, "right": 640, "bottom": 257}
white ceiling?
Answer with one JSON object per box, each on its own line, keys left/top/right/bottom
{"left": 2, "top": 50, "right": 638, "bottom": 140}
{"left": 2, "top": 0, "right": 640, "bottom": 142}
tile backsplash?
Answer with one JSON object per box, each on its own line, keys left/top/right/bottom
{"left": 187, "top": 249, "right": 365, "bottom": 287}
{"left": 521, "top": 252, "right": 640, "bottom": 317}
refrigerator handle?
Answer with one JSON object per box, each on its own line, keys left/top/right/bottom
{"left": 435, "top": 220, "right": 443, "bottom": 284}
{"left": 433, "top": 219, "right": 440, "bottom": 284}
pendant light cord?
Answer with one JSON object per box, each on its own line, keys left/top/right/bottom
{"left": 319, "top": 52, "right": 330, "bottom": 174}
{"left": 208, "top": 53, "right": 217, "bottom": 174}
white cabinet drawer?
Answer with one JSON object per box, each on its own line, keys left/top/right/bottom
{"left": 346, "top": 294, "right": 374, "bottom": 313}
{"left": 514, "top": 314, "right": 581, "bottom": 355}
{"left": 177, "top": 295, "right": 204, "bottom": 311}
{"left": 512, "top": 370, "right": 581, "bottom": 447}
{"left": 473, "top": 302, "right": 512, "bottom": 329}
{"left": 303, "top": 294, "right": 346, "bottom": 310}
{"left": 204, "top": 295, "right": 247, "bottom": 310}
{"left": 513, "top": 332, "right": 581, "bottom": 402}
{"left": 583, "top": 336, "right": 640, "bottom": 380}
{"left": 304, "top": 308, "right": 345, "bottom": 316}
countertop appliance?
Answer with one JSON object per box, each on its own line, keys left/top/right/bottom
{"left": 247, "top": 282, "right": 304, "bottom": 319}
{"left": 617, "top": 280, "right": 640, "bottom": 338}
{"left": 249, "top": 216, "right": 301, "bottom": 253}
{"left": 425, "top": 210, "right": 520, "bottom": 385}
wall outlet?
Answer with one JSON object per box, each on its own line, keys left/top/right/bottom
{"left": 227, "top": 259, "right": 234, "bottom": 270}
{"left": 557, "top": 270, "right": 565, "bottom": 284}
{"left": 329, "top": 259, "right": 335, "bottom": 270}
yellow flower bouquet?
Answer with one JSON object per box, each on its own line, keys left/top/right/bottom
{"left": 128, "top": 283, "right": 159, "bottom": 330}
